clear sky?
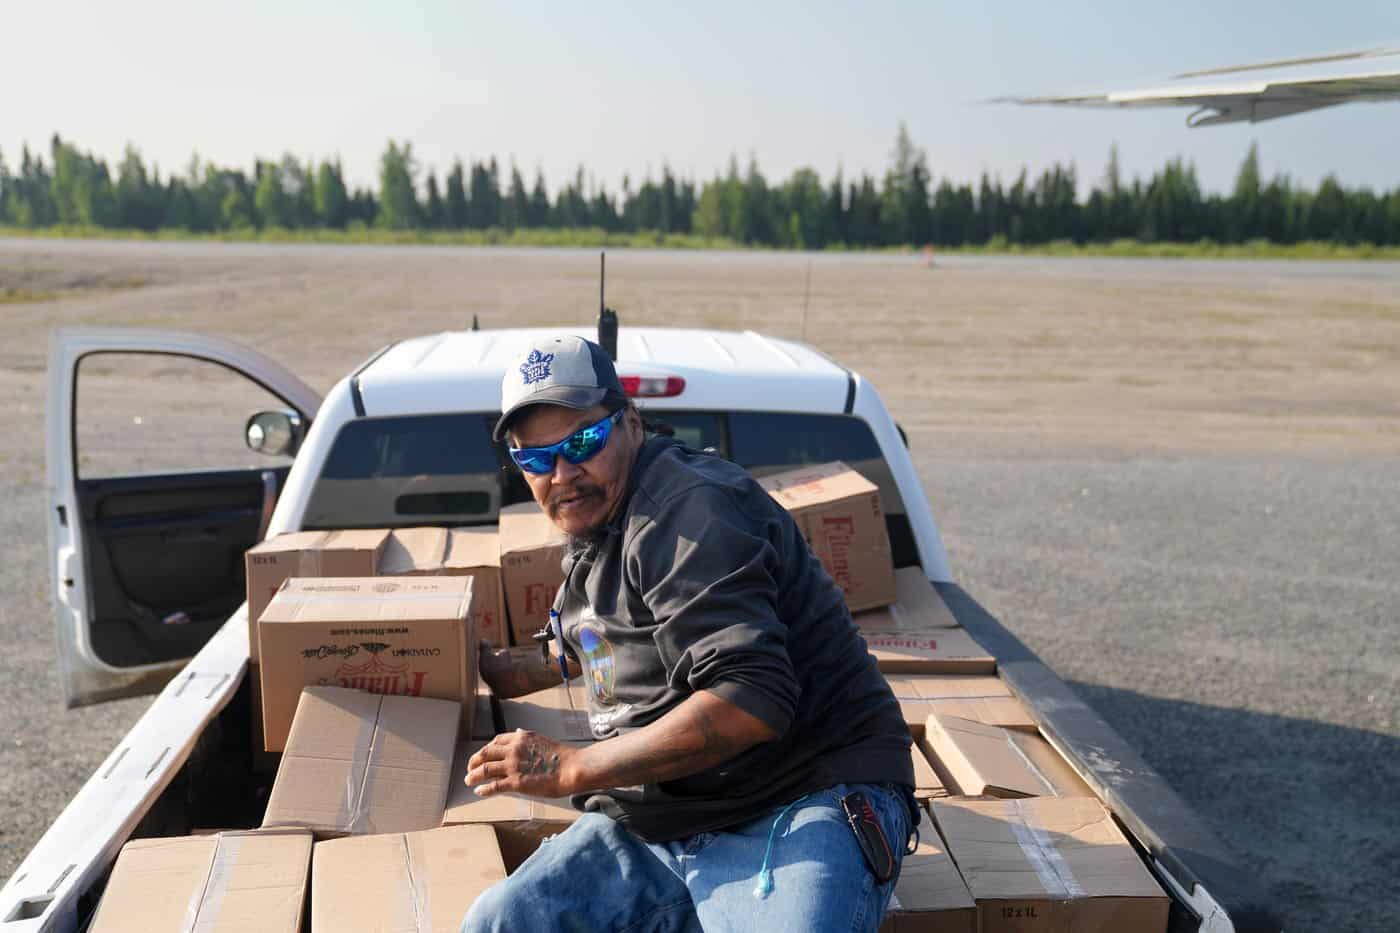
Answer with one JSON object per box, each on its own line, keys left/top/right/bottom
{"left": 5, "top": 1, "right": 1399, "bottom": 198}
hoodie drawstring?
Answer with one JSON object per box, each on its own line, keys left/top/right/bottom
{"left": 752, "top": 794, "right": 809, "bottom": 899}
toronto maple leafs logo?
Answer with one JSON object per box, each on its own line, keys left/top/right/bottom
{"left": 519, "top": 348, "right": 555, "bottom": 385}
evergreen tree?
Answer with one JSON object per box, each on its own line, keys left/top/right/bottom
{"left": 504, "top": 164, "right": 528, "bottom": 230}
{"left": 445, "top": 161, "right": 468, "bottom": 229}
{"left": 163, "top": 178, "right": 196, "bottom": 229}
{"left": 50, "top": 136, "right": 117, "bottom": 226}
{"left": 528, "top": 169, "right": 551, "bottom": 227}
{"left": 0, "top": 147, "right": 10, "bottom": 223}
{"left": 115, "top": 146, "right": 161, "bottom": 230}
{"left": 675, "top": 178, "right": 697, "bottom": 234}
{"left": 314, "top": 160, "right": 349, "bottom": 228}
{"left": 740, "top": 156, "right": 773, "bottom": 245}
{"left": 1307, "top": 176, "right": 1347, "bottom": 241}
{"left": 487, "top": 158, "right": 503, "bottom": 226}
{"left": 1230, "top": 142, "right": 1262, "bottom": 241}
{"left": 347, "top": 187, "right": 379, "bottom": 227}
{"left": 377, "top": 141, "right": 420, "bottom": 229}
{"left": 659, "top": 166, "right": 680, "bottom": 233}
{"left": 280, "top": 157, "right": 316, "bottom": 228}
{"left": 222, "top": 187, "right": 254, "bottom": 229}
{"left": 783, "top": 167, "right": 827, "bottom": 248}
{"left": 824, "top": 169, "right": 846, "bottom": 245}
{"left": 466, "top": 161, "right": 496, "bottom": 228}
{"left": 847, "top": 175, "right": 882, "bottom": 246}
{"left": 692, "top": 172, "right": 727, "bottom": 238}
{"left": 253, "top": 161, "right": 292, "bottom": 228}
{"left": 424, "top": 171, "right": 445, "bottom": 229}
{"left": 882, "top": 124, "right": 932, "bottom": 245}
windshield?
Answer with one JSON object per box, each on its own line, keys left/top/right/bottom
{"left": 302, "top": 410, "right": 916, "bottom": 565}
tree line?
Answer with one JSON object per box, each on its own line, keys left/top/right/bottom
{"left": 2, "top": 128, "right": 1398, "bottom": 247}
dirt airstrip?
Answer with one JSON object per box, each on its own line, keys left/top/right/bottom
{"left": 1, "top": 240, "right": 1397, "bottom": 931}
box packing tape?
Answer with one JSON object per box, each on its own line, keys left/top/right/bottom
{"left": 1007, "top": 800, "right": 1086, "bottom": 899}
{"left": 401, "top": 834, "right": 431, "bottom": 933}
{"left": 178, "top": 833, "right": 246, "bottom": 933}
{"left": 340, "top": 699, "right": 383, "bottom": 834}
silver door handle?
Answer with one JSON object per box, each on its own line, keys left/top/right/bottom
{"left": 257, "top": 470, "right": 278, "bottom": 541}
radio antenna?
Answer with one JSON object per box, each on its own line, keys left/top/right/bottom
{"left": 596, "top": 251, "right": 618, "bottom": 360}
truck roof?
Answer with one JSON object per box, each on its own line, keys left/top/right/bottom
{"left": 355, "top": 327, "right": 854, "bottom": 417}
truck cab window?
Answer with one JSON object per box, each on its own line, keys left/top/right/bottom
{"left": 302, "top": 409, "right": 914, "bottom": 566}
{"left": 728, "top": 412, "right": 915, "bottom": 567}
{"left": 303, "top": 413, "right": 523, "bottom": 529}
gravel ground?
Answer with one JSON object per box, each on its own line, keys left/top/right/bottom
{"left": 0, "top": 240, "right": 1396, "bottom": 931}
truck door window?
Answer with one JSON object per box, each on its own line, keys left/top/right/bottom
{"left": 75, "top": 353, "right": 293, "bottom": 478}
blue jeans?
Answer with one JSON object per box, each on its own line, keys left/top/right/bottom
{"left": 462, "top": 783, "right": 914, "bottom": 933}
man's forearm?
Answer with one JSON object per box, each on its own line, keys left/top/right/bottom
{"left": 565, "top": 689, "right": 778, "bottom": 793}
{"left": 478, "top": 643, "right": 579, "bottom": 699}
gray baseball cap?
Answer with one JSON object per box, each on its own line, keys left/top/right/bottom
{"left": 494, "top": 335, "right": 627, "bottom": 442}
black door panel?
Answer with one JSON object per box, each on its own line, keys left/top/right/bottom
{"left": 77, "top": 468, "right": 288, "bottom": 668}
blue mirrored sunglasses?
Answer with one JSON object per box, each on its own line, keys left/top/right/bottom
{"left": 508, "top": 409, "right": 624, "bottom": 474}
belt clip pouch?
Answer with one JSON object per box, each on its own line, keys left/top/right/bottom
{"left": 840, "top": 790, "right": 897, "bottom": 884}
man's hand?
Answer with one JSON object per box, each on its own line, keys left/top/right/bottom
{"left": 466, "top": 729, "right": 580, "bottom": 799}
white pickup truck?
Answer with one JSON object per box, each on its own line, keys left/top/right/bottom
{"left": 3, "top": 323, "right": 1281, "bottom": 932}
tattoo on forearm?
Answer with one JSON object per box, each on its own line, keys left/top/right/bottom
{"left": 585, "top": 699, "right": 750, "bottom": 790}
{"left": 520, "top": 742, "right": 560, "bottom": 777}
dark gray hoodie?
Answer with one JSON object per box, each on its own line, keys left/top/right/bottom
{"left": 557, "top": 436, "right": 913, "bottom": 842}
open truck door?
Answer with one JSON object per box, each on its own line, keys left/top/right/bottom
{"left": 46, "top": 328, "right": 321, "bottom": 707}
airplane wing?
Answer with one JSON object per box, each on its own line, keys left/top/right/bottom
{"left": 997, "top": 44, "right": 1400, "bottom": 127}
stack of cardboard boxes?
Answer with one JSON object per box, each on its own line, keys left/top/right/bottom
{"left": 758, "top": 462, "right": 1170, "bottom": 933}
{"left": 91, "top": 466, "right": 1167, "bottom": 932}
{"left": 95, "top": 512, "right": 574, "bottom": 930}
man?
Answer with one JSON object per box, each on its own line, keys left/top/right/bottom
{"left": 465, "top": 335, "right": 917, "bottom": 933}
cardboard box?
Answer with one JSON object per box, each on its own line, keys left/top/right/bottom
{"left": 379, "top": 527, "right": 508, "bottom": 649}
{"left": 932, "top": 797, "right": 1169, "bottom": 933}
{"left": 921, "top": 713, "right": 1091, "bottom": 798}
{"left": 910, "top": 743, "right": 949, "bottom": 801}
{"left": 497, "top": 502, "right": 567, "bottom": 646}
{"left": 757, "top": 461, "right": 896, "bottom": 612}
{"left": 88, "top": 830, "right": 311, "bottom": 933}
{"left": 263, "top": 687, "right": 460, "bottom": 837}
{"left": 444, "top": 741, "right": 581, "bottom": 871}
{"left": 312, "top": 824, "right": 506, "bottom": 932}
{"left": 497, "top": 683, "right": 593, "bottom": 742}
{"left": 258, "top": 576, "right": 475, "bottom": 752}
{"left": 885, "top": 675, "right": 1029, "bottom": 739}
{"left": 860, "top": 627, "right": 996, "bottom": 676}
{"left": 378, "top": 526, "right": 450, "bottom": 575}
{"left": 445, "top": 527, "right": 508, "bottom": 649}
{"left": 244, "top": 528, "right": 390, "bottom": 663}
{"left": 474, "top": 678, "right": 496, "bottom": 741}
{"left": 879, "top": 809, "right": 975, "bottom": 933}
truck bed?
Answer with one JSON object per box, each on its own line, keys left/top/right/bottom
{"left": 0, "top": 586, "right": 1282, "bottom": 932}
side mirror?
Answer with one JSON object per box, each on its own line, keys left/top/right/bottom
{"left": 246, "top": 410, "right": 305, "bottom": 457}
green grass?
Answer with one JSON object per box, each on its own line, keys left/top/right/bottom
{"left": 0, "top": 224, "right": 740, "bottom": 250}
{"left": 938, "top": 236, "right": 1400, "bottom": 261}
{"left": 3, "top": 225, "right": 1399, "bottom": 260}
{"left": 0, "top": 287, "right": 58, "bottom": 304}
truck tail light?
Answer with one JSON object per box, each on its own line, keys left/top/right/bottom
{"left": 620, "top": 375, "right": 685, "bottom": 398}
